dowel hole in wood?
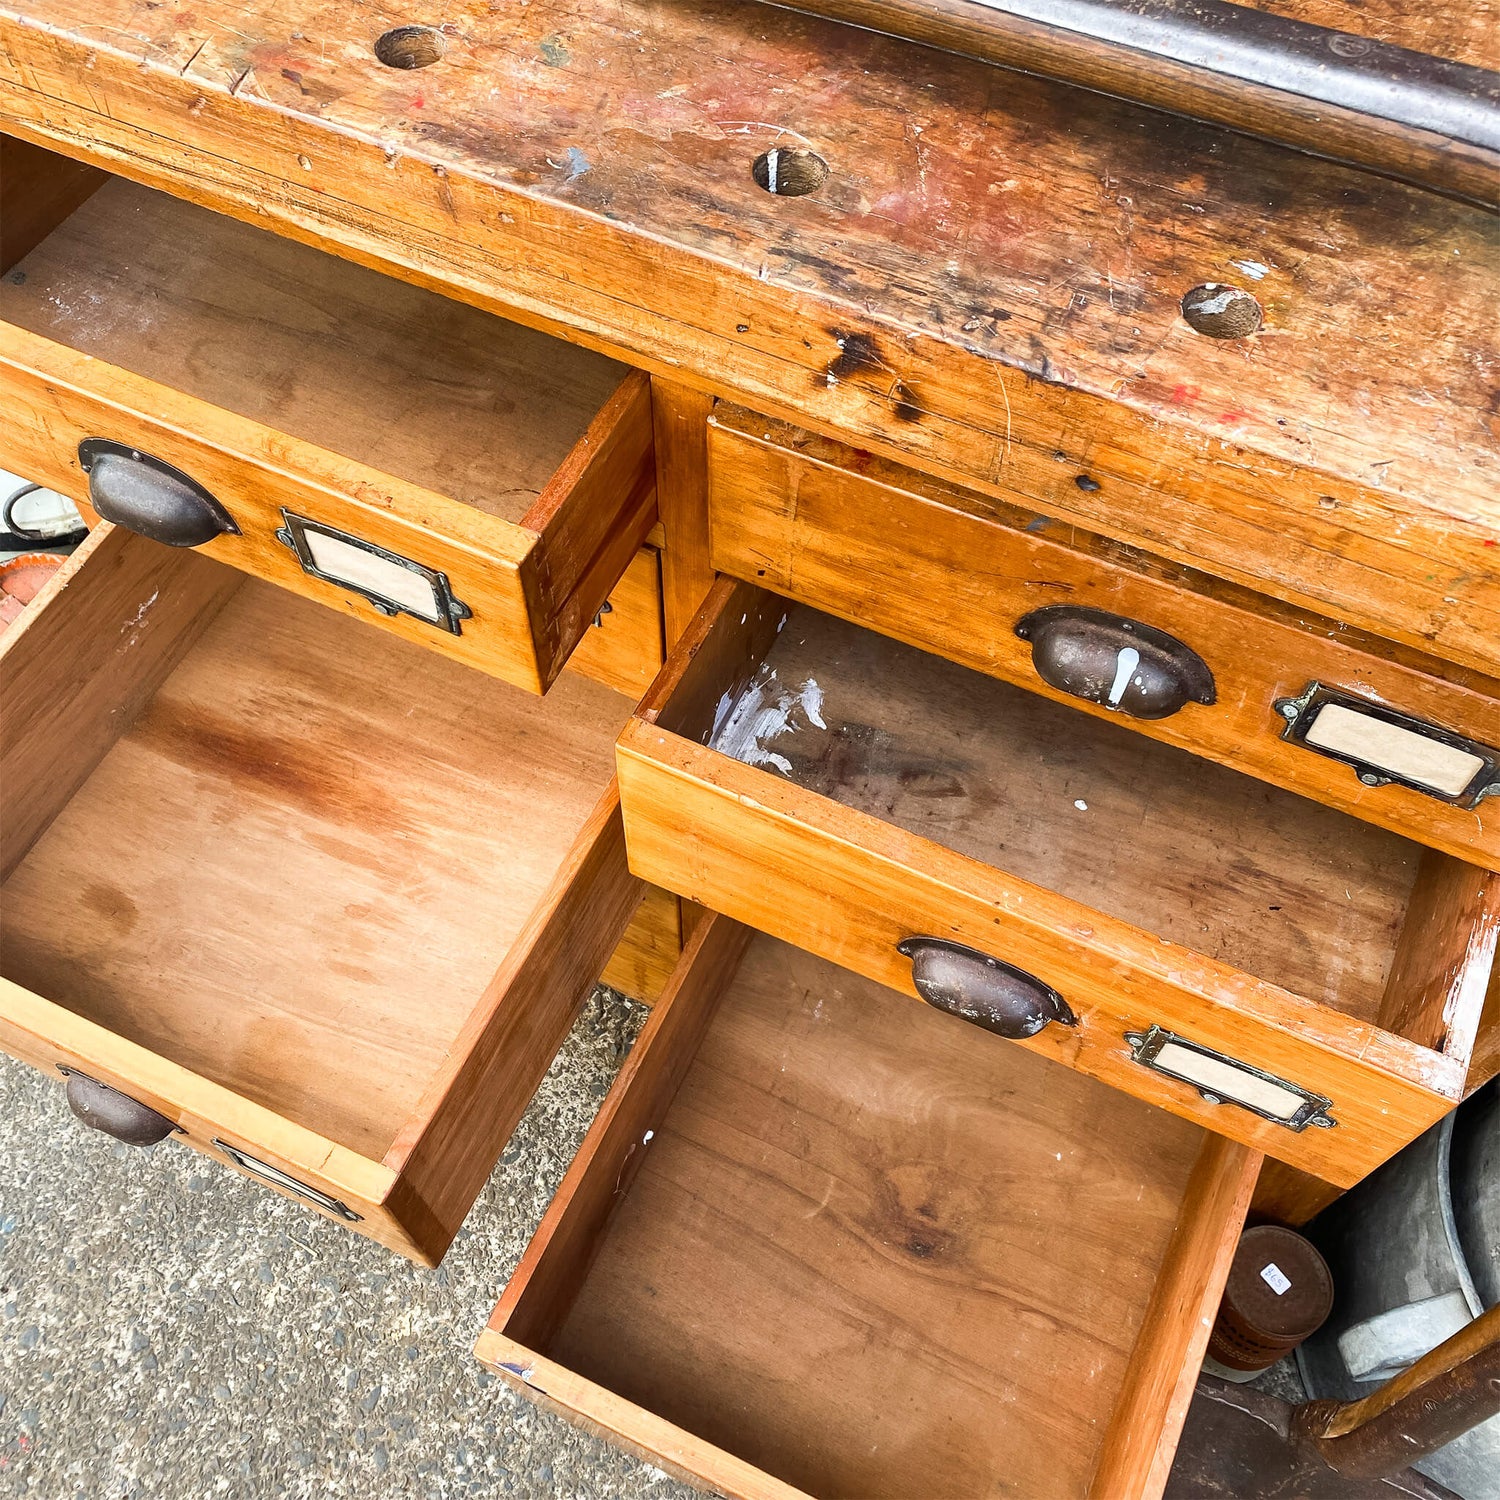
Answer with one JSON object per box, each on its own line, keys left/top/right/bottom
{"left": 1181, "top": 283, "right": 1262, "bottom": 339}
{"left": 374, "top": 25, "right": 446, "bottom": 69}
{"left": 752, "top": 148, "right": 829, "bottom": 197}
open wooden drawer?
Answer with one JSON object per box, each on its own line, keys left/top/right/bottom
{"left": 709, "top": 405, "right": 1500, "bottom": 870}
{"left": 478, "top": 915, "right": 1261, "bottom": 1499}
{"left": 0, "top": 170, "right": 658, "bottom": 695}
{"left": 616, "top": 580, "right": 1500, "bottom": 1186}
{"left": 0, "top": 525, "right": 681, "bottom": 1263}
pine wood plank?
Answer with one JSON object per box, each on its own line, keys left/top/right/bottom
{"left": 2, "top": 2, "right": 1495, "bottom": 673}
{"left": 651, "top": 380, "right": 718, "bottom": 647}
{"left": 556, "top": 545, "right": 665, "bottom": 700}
{"left": 386, "top": 786, "right": 649, "bottom": 1259}
{"left": 1091, "top": 1134, "right": 1263, "bottom": 1500}
{"left": 0, "top": 522, "right": 238, "bottom": 881}
{"left": 0, "top": 177, "right": 625, "bottom": 522}
{"left": 2, "top": 568, "right": 631, "bottom": 1157}
{"left": 496, "top": 912, "right": 753, "bottom": 1352}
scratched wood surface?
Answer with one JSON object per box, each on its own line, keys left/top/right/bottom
{"left": 2, "top": 0, "right": 1496, "bottom": 674}
{"left": 619, "top": 579, "right": 1492, "bottom": 1181}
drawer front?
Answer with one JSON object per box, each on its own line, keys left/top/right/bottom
{"left": 0, "top": 989, "right": 420, "bottom": 1257}
{"left": 0, "top": 525, "right": 668, "bottom": 1264}
{"left": 709, "top": 406, "right": 1500, "bottom": 870}
{"left": 617, "top": 580, "right": 1500, "bottom": 1186}
{"left": 477, "top": 917, "right": 1260, "bottom": 1500}
{"left": 0, "top": 327, "right": 657, "bottom": 695}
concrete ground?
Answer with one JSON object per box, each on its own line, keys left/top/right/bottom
{"left": 0, "top": 987, "right": 698, "bottom": 1500}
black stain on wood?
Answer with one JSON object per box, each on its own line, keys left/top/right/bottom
{"left": 826, "top": 330, "right": 887, "bottom": 381}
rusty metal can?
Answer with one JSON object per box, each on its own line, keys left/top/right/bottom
{"left": 1205, "top": 1225, "right": 1334, "bottom": 1381}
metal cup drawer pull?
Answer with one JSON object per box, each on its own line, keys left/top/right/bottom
{"left": 78, "top": 439, "right": 240, "bottom": 548}
{"left": 274, "top": 510, "right": 473, "bottom": 634}
{"left": 58, "top": 1066, "right": 181, "bottom": 1147}
{"left": 213, "top": 1139, "right": 363, "bottom": 1221}
{"left": 1014, "top": 605, "right": 1216, "bottom": 719}
{"left": 1124, "top": 1026, "right": 1338, "bottom": 1132}
{"left": 1275, "top": 682, "right": 1500, "bottom": 809}
{"left": 897, "top": 937, "right": 1076, "bottom": 1038}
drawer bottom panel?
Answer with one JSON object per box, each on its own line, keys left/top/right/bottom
{"left": 0, "top": 526, "right": 675, "bottom": 1262}
{"left": 479, "top": 917, "right": 1259, "bottom": 1499}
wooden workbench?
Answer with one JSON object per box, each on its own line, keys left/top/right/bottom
{"left": 2, "top": 0, "right": 1496, "bottom": 671}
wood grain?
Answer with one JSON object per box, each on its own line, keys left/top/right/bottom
{"left": 0, "top": 177, "right": 657, "bottom": 693}
{"left": 523, "top": 369, "right": 659, "bottom": 687}
{"left": 555, "top": 545, "right": 665, "bottom": 699}
{"left": 2, "top": 5, "right": 1496, "bottom": 674}
{"left": 2, "top": 572, "right": 631, "bottom": 1156}
{"left": 1, "top": 177, "right": 626, "bottom": 522}
{"left": 473, "top": 1337, "right": 807, "bottom": 1500}
{"left": 1377, "top": 850, "right": 1500, "bottom": 1059}
{"left": 1091, "top": 1133, "right": 1262, "bottom": 1500}
{"left": 386, "top": 786, "right": 649, "bottom": 1261}
{"left": 0, "top": 132, "right": 105, "bottom": 272}
{"left": 776, "top": 0, "right": 1500, "bottom": 203}
{"left": 651, "top": 380, "right": 718, "bottom": 648}
{"left": 0, "top": 522, "right": 238, "bottom": 881}
{"left": 0, "top": 979, "right": 442, "bottom": 1257}
{"left": 1248, "top": 0, "right": 1496, "bottom": 69}
{"left": 685, "top": 591, "right": 1424, "bottom": 1017}
{"left": 1467, "top": 962, "right": 1500, "bottom": 1096}
{"left": 492, "top": 931, "right": 1238, "bottom": 1498}
{"left": 709, "top": 405, "right": 1500, "bottom": 869}
{"left": 600, "top": 880, "right": 682, "bottom": 1003}
{"left": 617, "top": 583, "right": 1483, "bottom": 1180}
{"left": 1249, "top": 1158, "right": 1346, "bottom": 1225}
{"left": 496, "top": 912, "right": 752, "bottom": 1351}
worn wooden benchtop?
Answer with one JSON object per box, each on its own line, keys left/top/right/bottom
{"left": 1, "top": 0, "right": 1496, "bottom": 674}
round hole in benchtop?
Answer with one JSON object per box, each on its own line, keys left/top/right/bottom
{"left": 1180, "top": 283, "right": 1263, "bottom": 339}
{"left": 752, "top": 147, "right": 829, "bottom": 197}
{"left": 374, "top": 25, "right": 447, "bottom": 69}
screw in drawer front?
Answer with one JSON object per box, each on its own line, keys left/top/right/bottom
{"left": 1124, "top": 1027, "right": 1338, "bottom": 1132}
{"left": 274, "top": 510, "right": 473, "bottom": 634}
{"left": 212, "top": 1139, "right": 362, "bottom": 1221}
{"left": 1275, "top": 682, "right": 1500, "bottom": 809}
{"left": 1014, "top": 606, "right": 1215, "bottom": 720}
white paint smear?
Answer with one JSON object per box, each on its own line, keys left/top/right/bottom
{"left": 711, "top": 664, "right": 827, "bottom": 776}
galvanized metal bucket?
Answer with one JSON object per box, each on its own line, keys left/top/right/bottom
{"left": 1297, "top": 1079, "right": 1500, "bottom": 1499}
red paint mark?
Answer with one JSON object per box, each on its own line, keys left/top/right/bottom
{"left": 1169, "top": 384, "right": 1198, "bottom": 405}
{"left": 1484, "top": 539, "right": 1497, "bottom": 547}
{"left": 1219, "top": 408, "right": 1251, "bottom": 424}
